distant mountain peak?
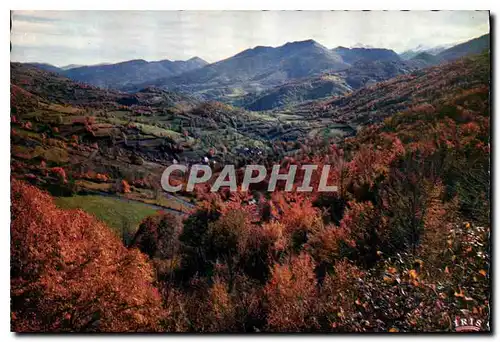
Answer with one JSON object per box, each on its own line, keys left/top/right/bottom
{"left": 289, "top": 39, "right": 318, "bottom": 45}
{"left": 233, "top": 45, "right": 274, "bottom": 58}
{"left": 188, "top": 56, "right": 207, "bottom": 64}
{"left": 282, "top": 39, "right": 325, "bottom": 49}
{"left": 233, "top": 39, "right": 328, "bottom": 60}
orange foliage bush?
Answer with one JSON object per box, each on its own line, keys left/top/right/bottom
{"left": 264, "top": 253, "right": 318, "bottom": 331}
{"left": 121, "top": 179, "right": 131, "bottom": 193}
{"left": 11, "top": 179, "right": 163, "bottom": 332}
{"left": 306, "top": 225, "right": 350, "bottom": 265}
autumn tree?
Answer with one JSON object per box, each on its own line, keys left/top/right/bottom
{"left": 178, "top": 207, "right": 221, "bottom": 282}
{"left": 130, "top": 212, "right": 182, "bottom": 260}
{"left": 129, "top": 212, "right": 183, "bottom": 282}
{"left": 206, "top": 210, "right": 250, "bottom": 291}
{"left": 11, "top": 179, "right": 164, "bottom": 332}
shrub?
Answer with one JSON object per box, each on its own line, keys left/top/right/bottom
{"left": 11, "top": 179, "right": 164, "bottom": 332}
{"left": 264, "top": 253, "right": 318, "bottom": 332}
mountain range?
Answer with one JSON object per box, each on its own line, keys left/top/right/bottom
{"left": 235, "top": 34, "right": 489, "bottom": 111}
{"left": 20, "top": 33, "right": 490, "bottom": 111}
{"left": 28, "top": 57, "right": 208, "bottom": 89}
{"left": 130, "top": 40, "right": 351, "bottom": 98}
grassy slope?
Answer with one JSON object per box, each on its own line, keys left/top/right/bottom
{"left": 55, "top": 195, "right": 158, "bottom": 243}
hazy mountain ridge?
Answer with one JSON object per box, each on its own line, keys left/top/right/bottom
{"left": 25, "top": 62, "right": 64, "bottom": 74}
{"left": 131, "top": 39, "right": 352, "bottom": 97}
{"left": 21, "top": 33, "right": 490, "bottom": 110}
{"left": 400, "top": 34, "right": 489, "bottom": 62}
{"left": 62, "top": 57, "right": 208, "bottom": 89}
{"left": 10, "top": 62, "right": 199, "bottom": 110}
{"left": 130, "top": 34, "right": 490, "bottom": 106}
{"left": 25, "top": 57, "right": 208, "bottom": 90}
{"left": 437, "top": 33, "right": 490, "bottom": 61}
{"left": 237, "top": 33, "right": 490, "bottom": 111}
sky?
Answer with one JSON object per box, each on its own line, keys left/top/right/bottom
{"left": 11, "top": 10, "right": 490, "bottom": 67}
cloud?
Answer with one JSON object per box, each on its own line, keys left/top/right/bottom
{"left": 10, "top": 10, "right": 490, "bottom": 66}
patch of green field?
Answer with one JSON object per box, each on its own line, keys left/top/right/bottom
{"left": 105, "top": 117, "right": 128, "bottom": 126}
{"left": 55, "top": 195, "right": 158, "bottom": 244}
{"left": 134, "top": 123, "right": 182, "bottom": 139}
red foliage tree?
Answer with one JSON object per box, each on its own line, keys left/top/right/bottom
{"left": 11, "top": 179, "right": 164, "bottom": 332}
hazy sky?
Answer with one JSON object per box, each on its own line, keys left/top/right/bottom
{"left": 11, "top": 10, "right": 490, "bottom": 66}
